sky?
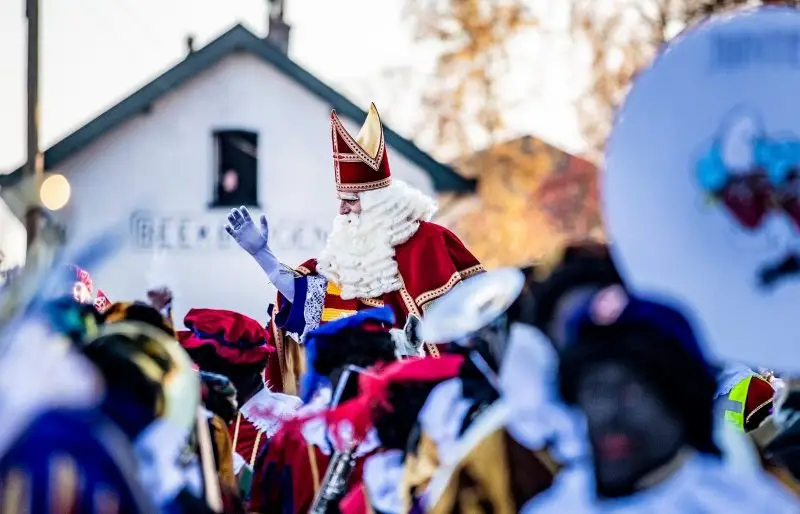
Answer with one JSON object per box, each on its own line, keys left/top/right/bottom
{"left": 0, "top": 0, "right": 588, "bottom": 263}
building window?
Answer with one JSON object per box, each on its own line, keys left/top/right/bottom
{"left": 212, "top": 130, "right": 259, "bottom": 207}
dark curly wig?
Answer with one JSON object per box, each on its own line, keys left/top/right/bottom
{"left": 373, "top": 380, "right": 443, "bottom": 451}
{"left": 312, "top": 328, "right": 397, "bottom": 402}
{"left": 184, "top": 344, "right": 265, "bottom": 407}
{"left": 559, "top": 322, "right": 720, "bottom": 457}
{"left": 532, "top": 241, "right": 623, "bottom": 340}
{"left": 312, "top": 329, "right": 397, "bottom": 377}
{"left": 506, "top": 265, "right": 539, "bottom": 324}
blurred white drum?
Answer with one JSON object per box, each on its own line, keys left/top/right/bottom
{"left": 604, "top": 6, "right": 800, "bottom": 372}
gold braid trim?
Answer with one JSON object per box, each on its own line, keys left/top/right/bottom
{"left": 415, "top": 265, "right": 485, "bottom": 311}
{"left": 359, "top": 298, "right": 384, "bottom": 308}
{"left": 396, "top": 279, "right": 439, "bottom": 358}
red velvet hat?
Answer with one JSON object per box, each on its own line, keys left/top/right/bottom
{"left": 178, "top": 308, "right": 274, "bottom": 366}
{"left": 330, "top": 103, "right": 391, "bottom": 195}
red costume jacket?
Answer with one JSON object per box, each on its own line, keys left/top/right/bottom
{"left": 267, "top": 221, "right": 483, "bottom": 393}
{"left": 248, "top": 421, "right": 378, "bottom": 514}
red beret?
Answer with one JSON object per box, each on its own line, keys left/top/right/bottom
{"left": 178, "top": 308, "right": 274, "bottom": 366}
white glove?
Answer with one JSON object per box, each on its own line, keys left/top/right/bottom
{"left": 391, "top": 315, "right": 425, "bottom": 359}
{"left": 224, "top": 206, "right": 269, "bottom": 255}
{"left": 224, "top": 206, "right": 295, "bottom": 300}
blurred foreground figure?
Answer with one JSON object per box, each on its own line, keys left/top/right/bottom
{"left": 178, "top": 307, "right": 301, "bottom": 490}
{"left": 523, "top": 286, "right": 799, "bottom": 512}
{"left": 0, "top": 318, "right": 153, "bottom": 513}
{"left": 324, "top": 355, "right": 466, "bottom": 514}
{"left": 419, "top": 268, "right": 583, "bottom": 514}
{"left": 225, "top": 103, "right": 483, "bottom": 393}
{"left": 80, "top": 320, "right": 210, "bottom": 512}
{"left": 102, "top": 296, "right": 248, "bottom": 512}
{"left": 531, "top": 241, "right": 623, "bottom": 351}
{"left": 0, "top": 246, "right": 153, "bottom": 512}
{"left": 249, "top": 308, "right": 397, "bottom": 514}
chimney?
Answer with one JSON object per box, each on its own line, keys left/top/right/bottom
{"left": 266, "top": 0, "right": 291, "bottom": 55}
{"left": 186, "top": 35, "right": 196, "bottom": 56}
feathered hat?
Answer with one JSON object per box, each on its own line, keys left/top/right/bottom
{"left": 330, "top": 103, "right": 391, "bottom": 197}
{"left": 315, "top": 355, "right": 464, "bottom": 449}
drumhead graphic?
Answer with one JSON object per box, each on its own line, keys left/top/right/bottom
{"left": 604, "top": 6, "right": 800, "bottom": 371}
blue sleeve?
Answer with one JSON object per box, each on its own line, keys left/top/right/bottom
{"left": 273, "top": 275, "right": 309, "bottom": 335}
{"left": 0, "top": 409, "right": 150, "bottom": 514}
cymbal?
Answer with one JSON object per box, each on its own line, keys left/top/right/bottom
{"left": 420, "top": 268, "right": 525, "bottom": 344}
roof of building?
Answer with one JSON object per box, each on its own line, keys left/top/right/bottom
{"left": 0, "top": 24, "right": 474, "bottom": 193}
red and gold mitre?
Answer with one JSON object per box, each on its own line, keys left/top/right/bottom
{"left": 330, "top": 103, "right": 391, "bottom": 195}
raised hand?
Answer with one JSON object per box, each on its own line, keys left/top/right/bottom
{"left": 146, "top": 287, "right": 173, "bottom": 312}
{"left": 224, "top": 206, "right": 296, "bottom": 300}
{"left": 224, "top": 206, "right": 270, "bottom": 255}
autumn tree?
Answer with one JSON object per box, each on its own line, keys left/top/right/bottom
{"left": 402, "top": 0, "right": 606, "bottom": 267}
{"left": 571, "top": 0, "right": 800, "bottom": 160}
{"left": 403, "top": 0, "right": 538, "bottom": 157}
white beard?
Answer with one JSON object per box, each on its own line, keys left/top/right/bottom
{"left": 317, "top": 181, "right": 437, "bottom": 300}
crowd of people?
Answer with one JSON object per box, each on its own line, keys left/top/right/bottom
{"left": 3, "top": 6, "right": 800, "bottom": 513}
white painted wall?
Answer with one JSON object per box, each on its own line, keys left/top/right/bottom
{"left": 0, "top": 196, "right": 25, "bottom": 269}
{"left": 53, "top": 52, "right": 435, "bottom": 326}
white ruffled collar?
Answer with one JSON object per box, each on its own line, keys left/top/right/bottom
{"left": 239, "top": 385, "right": 303, "bottom": 438}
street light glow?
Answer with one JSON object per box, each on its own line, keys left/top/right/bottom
{"left": 39, "top": 174, "right": 71, "bottom": 211}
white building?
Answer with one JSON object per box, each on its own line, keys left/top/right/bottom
{"left": 0, "top": 23, "right": 474, "bottom": 325}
